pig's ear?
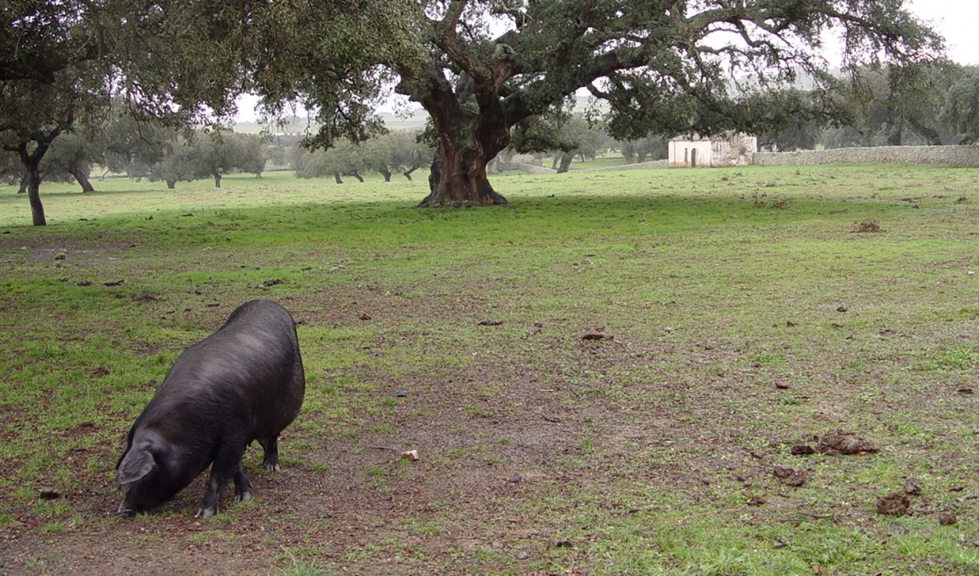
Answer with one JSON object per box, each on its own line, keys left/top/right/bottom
{"left": 116, "top": 443, "right": 156, "bottom": 485}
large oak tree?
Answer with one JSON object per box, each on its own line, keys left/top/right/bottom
{"left": 391, "top": 0, "right": 941, "bottom": 206}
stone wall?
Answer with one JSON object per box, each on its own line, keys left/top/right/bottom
{"left": 585, "top": 160, "right": 668, "bottom": 171}
{"left": 496, "top": 160, "right": 667, "bottom": 174}
{"left": 753, "top": 145, "right": 979, "bottom": 167}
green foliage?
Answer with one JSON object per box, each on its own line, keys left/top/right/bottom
{"left": 943, "top": 67, "right": 979, "bottom": 143}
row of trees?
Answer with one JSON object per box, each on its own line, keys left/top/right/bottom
{"left": 2, "top": 0, "right": 944, "bottom": 224}
{"left": 0, "top": 110, "right": 268, "bottom": 191}
{"left": 763, "top": 64, "right": 979, "bottom": 151}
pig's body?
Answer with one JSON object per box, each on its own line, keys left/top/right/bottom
{"left": 116, "top": 299, "right": 305, "bottom": 517}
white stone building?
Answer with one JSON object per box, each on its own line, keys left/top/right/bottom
{"left": 668, "top": 133, "right": 757, "bottom": 168}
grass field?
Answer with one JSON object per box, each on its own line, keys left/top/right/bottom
{"left": 1, "top": 164, "right": 978, "bottom": 575}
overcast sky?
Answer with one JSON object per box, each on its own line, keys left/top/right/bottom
{"left": 909, "top": 0, "right": 978, "bottom": 65}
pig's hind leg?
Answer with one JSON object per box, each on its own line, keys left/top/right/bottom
{"left": 258, "top": 435, "right": 281, "bottom": 472}
{"left": 232, "top": 462, "right": 251, "bottom": 504}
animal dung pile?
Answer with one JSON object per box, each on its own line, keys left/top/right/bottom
{"left": 815, "top": 429, "right": 879, "bottom": 455}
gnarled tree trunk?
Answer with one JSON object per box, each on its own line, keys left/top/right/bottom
{"left": 419, "top": 115, "right": 510, "bottom": 207}
{"left": 70, "top": 167, "right": 95, "bottom": 193}
{"left": 11, "top": 136, "right": 57, "bottom": 226}
{"left": 556, "top": 153, "right": 573, "bottom": 174}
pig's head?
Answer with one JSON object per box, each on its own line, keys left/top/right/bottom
{"left": 115, "top": 431, "right": 184, "bottom": 515}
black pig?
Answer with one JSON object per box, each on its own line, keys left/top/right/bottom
{"left": 116, "top": 299, "right": 305, "bottom": 517}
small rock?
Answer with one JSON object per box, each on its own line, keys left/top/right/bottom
{"left": 938, "top": 509, "right": 956, "bottom": 525}
{"left": 54, "top": 252, "right": 67, "bottom": 260}
{"left": 877, "top": 492, "right": 910, "bottom": 516}
{"left": 837, "top": 305, "right": 848, "bottom": 312}
{"left": 775, "top": 382, "right": 791, "bottom": 390}
{"left": 401, "top": 450, "right": 419, "bottom": 461}
{"left": 515, "top": 551, "right": 529, "bottom": 560}
{"left": 359, "top": 313, "right": 372, "bottom": 321}
{"left": 478, "top": 319, "right": 503, "bottom": 326}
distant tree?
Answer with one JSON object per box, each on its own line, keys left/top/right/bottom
{"left": 820, "top": 64, "right": 958, "bottom": 148}
{"left": 510, "top": 113, "right": 606, "bottom": 173}
{"left": 758, "top": 124, "right": 821, "bottom": 152}
{"left": 188, "top": 131, "right": 267, "bottom": 188}
{"left": 942, "top": 67, "right": 979, "bottom": 144}
{"left": 0, "top": 150, "right": 25, "bottom": 191}
{"left": 295, "top": 140, "right": 366, "bottom": 184}
{"left": 103, "top": 108, "right": 175, "bottom": 179}
{"left": 41, "top": 132, "right": 103, "bottom": 192}
{"left": 619, "top": 136, "right": 668, "bottom": 164}
{"left": 360, "top": 134, "right": 398, "bottom": 181}
{"left": 144, "top": 138, "right": 196, "bottom": 190}
{"left": 389, "top": 131, "right": 435, "bottom": 181}
{"left": 358, "top": 130, "right": 435, "bottom": 181}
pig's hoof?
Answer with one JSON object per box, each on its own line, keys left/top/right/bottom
{"left": 234, "top": 491, "right": 252, "bottom": 504}
{"left": 264, "top": 462, "right": 280, "bottom": 472}
{"left": 195, "top": 507, "right": 216, "bottom": 519}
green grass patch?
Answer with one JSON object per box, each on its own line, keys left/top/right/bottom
{"left": 3, "top": 164, "right": 979, "bottom": 574}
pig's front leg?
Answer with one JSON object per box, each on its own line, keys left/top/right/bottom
{"left": 196, "top": 444, "right": 246, "bottom": 518}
